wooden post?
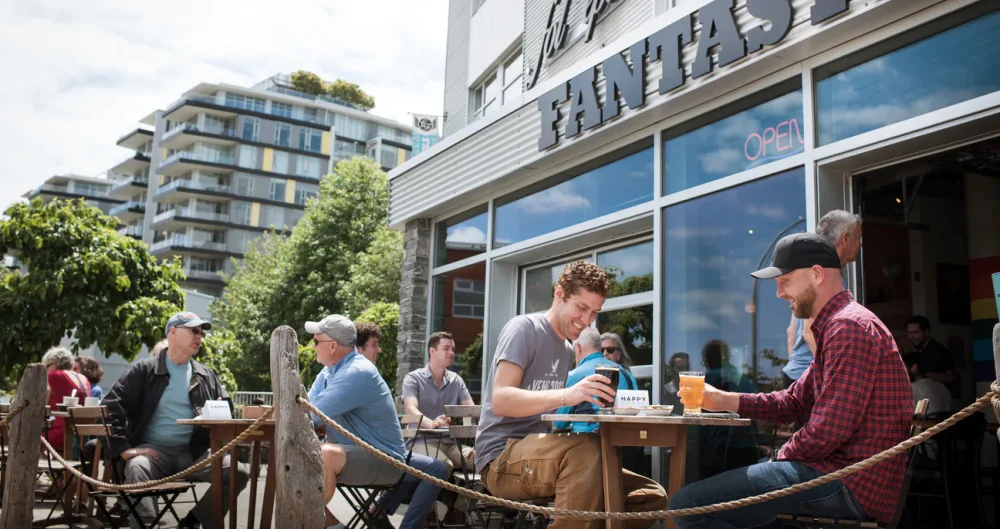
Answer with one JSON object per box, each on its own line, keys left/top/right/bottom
{"left": 0, "top": 364, "right": 47, "bottom": 529}
{"left": 269, "top": 325, "right": 325, "bottom": 528}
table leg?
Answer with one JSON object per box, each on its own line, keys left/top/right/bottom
{"left": 211, "top": 431, "right": 224, "bottom": 529}
{"left": 665, "top": 429, "right": 688, "bottom": 529}
{"left": 602, "top": 426, "right": 625, "bottom": 529}
{"left": 259, "top": 442, "right": 277, "bottom": 529}
{"left": 247, "top": 441, "right": 261, "bottom": 529}
{"left": 230, "top": 441, "right": 239, "bottom": 529}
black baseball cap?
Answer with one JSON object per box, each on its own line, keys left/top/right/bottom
{"left": 751, "top": 232, "right": 841, "bottom": 279}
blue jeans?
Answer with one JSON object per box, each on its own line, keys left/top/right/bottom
{"left": 380, "top": 453, "right": 449, "bottom": 529}
{"left": 669, "top": 461, "right": 866, "bottom": 529}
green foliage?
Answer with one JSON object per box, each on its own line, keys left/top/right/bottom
{"left": 212, "top": 157, "right": 396, "bottom": 391}
{"left": 290, "top": 69, "right": 375, "bottom": 110}
{"left": 340, "top": 228, "right": 403, "bottom": 317}
{"left": 460, "top": 333, "right": 484, "bottom": 387}
{"left": 0, "top": 198, "right": 184, "bottom": 385}
{"left": 199, "top": 329, "right": 240, "bottom": 393}
{"left": 357, "top": 302, "right": 399, "bottom": 391}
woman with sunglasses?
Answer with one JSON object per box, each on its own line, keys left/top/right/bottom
{"left": 600, "top": 332, "right": 634, "bottom": 372}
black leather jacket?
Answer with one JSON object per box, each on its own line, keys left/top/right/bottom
{"left": 102, "top": 348, "right": 229, "bottom": 460}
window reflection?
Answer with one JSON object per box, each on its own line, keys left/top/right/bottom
{"left": 432, "top": 263, "right": 486, "bottom": 400}
{"left": 598, "top": 241, "right": 654, "bottom": 297}
{"left": 494, "top": 144, "right": 654, "bottom": 247}
{"left": 662, "top": 168, "right": 805, "bottom": 480}
{"left": 434, "top": 208, "right": 488, "bottom": 267}
{"left": 664, "top": 87, "right": 803, "bottom": 195}
{"left": 817, "top": 9, "right": 1000, "bottom": 145}
{"left": 523, "top": 256, "right": 594, "bottom": 314}
{"left": 597, "top": 305, "right": 653, "bottom": 366}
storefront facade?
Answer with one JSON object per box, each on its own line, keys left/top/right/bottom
{"left": 389, "top": 0, "right": 1000, "bottom": 482}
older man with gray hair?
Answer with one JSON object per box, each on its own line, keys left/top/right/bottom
{"left": 553, "top": 327, "right": 638, "bottom": 433}
{"left": 784, "top": 209, "right": 863, "bottom": 386}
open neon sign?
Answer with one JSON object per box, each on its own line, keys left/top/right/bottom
{"left": 744, "top": 118, "right": 805, "bottom": 162}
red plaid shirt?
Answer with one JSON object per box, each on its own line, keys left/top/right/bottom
{"left": 739, "top": 291, "right": 913, "bottom": 523}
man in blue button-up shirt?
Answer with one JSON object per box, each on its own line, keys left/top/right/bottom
{"left": 306, "top": 314, "right": 447, "bottom": 529}
{"left": 553, "top": 327, "right": 637, "bottom": 433}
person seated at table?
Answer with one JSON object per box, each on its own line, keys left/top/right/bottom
{"left": 102, "top": 311, "right": 248, "bottom": 529}
{"left": 669, "top": 233, "right": 913, "bottom": 529}
{"left": 553, "top": 326, "right": 637, "bottom": 433}
{"left": 42, "top": 346, "right": 91, "bottom": 451}
{"left": 401, "top": 331, "right": 477, "bottom": 473}
{"left": 306, "top": 314, "right": 448, "bottom": 529}
{"left": 476, "top": 261, "right": 667, "bottom": 529}
{"left": 74, "top": 356, "right": 105, "bottom": 401}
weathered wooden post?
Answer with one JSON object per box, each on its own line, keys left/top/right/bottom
{"left": 0, "top": 364, "right": 47, "bottom": 529}
{"left": 269, "top": 325, "right": 325, "bottom": 528}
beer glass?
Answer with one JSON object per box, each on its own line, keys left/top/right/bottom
{"left": 678, "top": 371, "right": 705, "bottom": 415}
{"left": 594, "top": 365, "right": 619, "bottom": 414}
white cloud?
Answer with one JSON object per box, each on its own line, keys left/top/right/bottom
{"left": 448, "top": 225, "right": 487, "bottom": 245}
{"left": 0, "top": 0, "right": 448, "bottom": 212}
{"left": 517, "top": 187, "right": 591, "bottom": 215}
{"left": 745, "top": 205, "right": 788, "bottom": 220}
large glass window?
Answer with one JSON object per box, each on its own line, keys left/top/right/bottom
{"left": 269, "top": 178, "right": 286, "bottom": 202}
{"left": 598, "top": 305, "right": 653, "bottom": 366}
{"left": 453, "top": 279, "right": 486, "bottom": 319}
{"left": 598, "top": 241, "right": 654, "bottom": 297}
{"left": 663, "top": 85, "right": 803, "bottom": 195}
{"left": 817, "top": 8, "right": 1000, "bottom": 145}
{"left": 275, "top": 124, "right": 292, "bottom": 147}
{"left": 272, "top": 101, "right": 294, "bottom": 118}
{"left": 434, "top": 207, "right": 488, "bottom": 267}
{"left": 494, "top": 143, "right": 654, "bottom": 248}
{"left": 273, "top": 151, "right": 289, "bottom": 175}
{"left": 225, "top": 94, "right": 265, "bottom": 112}
{"left": 238, "top": 146, "right": 258, "bottom": 168}
{"left": 334, "top": 114, "right": 369, "bottom": 141}
{"left": 296, "top": 156, "right": 322, "bottom": 178}
{"left": 299, "top": 128, "right": 323, "bottom": 153}
{"left": 431, "top": 263, "right": 487, "bottom": 399}
{"left": 522, "top": 255, "right": 595, "bottom": 315}
{"left": 241, "top": 117, "right": 259, "bottom": 141}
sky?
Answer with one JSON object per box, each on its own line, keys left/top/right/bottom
{"left": 0, "top": 0, "right": 449, "bottom": 212}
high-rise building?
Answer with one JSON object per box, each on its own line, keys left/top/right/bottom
{"left": 23, "top": 174, "right": 122, "bottom": 216}
{"left": 103, "top": 73, "right": 415, "bottom": 295}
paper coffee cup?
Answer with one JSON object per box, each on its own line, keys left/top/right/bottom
{"left": 84, "top": 397, "right": 100, "bottom": 407}
{"left": 62, "top": 396, "right": 79, "bottom": 406}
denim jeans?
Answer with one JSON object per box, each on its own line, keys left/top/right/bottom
{"left": 669, "top": 461, "right": 866, "bottom": 529}
{"left": 380, "top": 453, "right": 449, "bottom": 529}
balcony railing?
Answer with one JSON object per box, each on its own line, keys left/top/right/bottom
{"left": 150, "top": 235, "right": 227, "bottom": 253}
{"left": 163, "top": 123, "right": 238, "bottom": 142}
{"left": 155, "top": 179, "right": 232, "bottom": 196}
{"left": 154, "top": 207, "right": 230, "bottom": 224}
{"left": 182, "top": 268, "right": 224, "bottom": 281}
{"left": 109, "top": 201, "right": 146, "bottom": 216}
{"left": 161, "top": 150, "right": 236, "bottom": 167}
{"left": 169, "top": 93, "right": 332, "bottom": 127}
{"left": 109, "top": 176, "right": 149, "bottom": 193}
{"left": 117, "top": 225, "right": 144, "bottom": 238}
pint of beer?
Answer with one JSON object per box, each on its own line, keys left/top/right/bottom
{"left": 678, "top": 371, "right": 706, "bottom": 414}
{"left": 594, "top": 365, "right": 619, "bottom": 414}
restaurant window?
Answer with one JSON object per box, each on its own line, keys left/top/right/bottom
{"left": 494, "top": 141, "right": 654, "bottom": 248}
{"left": 662, "top": 167, "right": 805, "bottom": 481}
{"left": 663, "top": 82, "right": 803, "bottom": 195}
{"left": 431, "top": 262, "right": 487, "bottom": 399}
{"left": 434, "top": 206, "right": 488, "bottom": 267}
{"left": 816, "top": 6, "right": 1000, "bottom": 145}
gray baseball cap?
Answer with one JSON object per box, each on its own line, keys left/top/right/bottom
{"left": 165, "top": 311, "right": 213, "bottom": 334}
{"left": 305, "top": 314, "right": 357, "bottom": 347}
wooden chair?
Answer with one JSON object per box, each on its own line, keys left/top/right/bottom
{"left": 67, "top": 405, "right": 194, "bottom": 529}
{"left": 778, "top": 398, "right": 930, "bottom": 529}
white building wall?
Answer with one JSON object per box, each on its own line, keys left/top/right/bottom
{"left": 468, "top": 0, "right": 526, "bottom": 87}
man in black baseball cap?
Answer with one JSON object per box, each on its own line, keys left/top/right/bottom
{"left": 750, "top": 232, "right": 843, "bottom": 319}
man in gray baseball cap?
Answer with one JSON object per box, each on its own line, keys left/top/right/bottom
{"left": 305, "top": 314, "right": 448, "bottom": 529}
{"left": 165, "top": 311, "right": 213, "bottom": 333}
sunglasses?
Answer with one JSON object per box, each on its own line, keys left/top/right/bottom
{"left": 602, "top": 347, "right": 619, "bottom": 354}
{"left": 185, "top": 327, "right": 204, "bottom": 336}
{"left": 313, "top": 338, "right": 335, "bottom": 346}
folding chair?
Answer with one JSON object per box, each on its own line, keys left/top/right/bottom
{"left": 67, "top": 406, "right": 195, "bottom": 529}
{"left": 778, "top": 398, "right": 930, "bottom": 529}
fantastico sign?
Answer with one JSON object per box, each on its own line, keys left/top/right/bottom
{"left": 537, "top": 0, "right": 853, "bottom": 151}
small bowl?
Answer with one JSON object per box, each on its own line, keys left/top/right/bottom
{"left": 614, "top": 407, "right": 641, "bottom": 416}
{"left": 643, "top": 406, "right": 674, "bottom": 417}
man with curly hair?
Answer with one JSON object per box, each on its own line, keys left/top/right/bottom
{"left": 475, "top": 261, "right": 667, "bottom": 529}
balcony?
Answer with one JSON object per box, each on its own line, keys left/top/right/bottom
{"left": 163, "top": 92, "right": 333, "bottom": 129}
{"left": 150, "top": 235, "right": 230, "bottom": 256}
{"left": 161, "top": 122, "right": 240, "bottom": 150}
{"left": 152, "top": 207, "right": 232, "bottom": 230}
{"left": 158, "top": 150, "right": 237, "bottom": 177}
{"left": 109, "top": 200, "right": 146, "bottom": 222}
{"left": 108, "top": 175, "right": 149, "bottom": 199}
{"left": 154, "top": 179, "right": 233, "bottom": 202}
{"left": 26, "top": 184, "right": 115, "bottom": 203}
{"left": 181, "top": 267, "right": 224, "bottom": 283}
{"left": 117, "top": 224, "right": 144, "bottom": 239}
{"left": 116, "top": 127, "right": 154, "bottom": 150}
{"left": 109, "top": 151, "right": 152, "bottom": 174}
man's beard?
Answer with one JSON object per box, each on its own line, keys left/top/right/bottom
{"left": 792, "top": 287, "right": 817, "bottom": 319}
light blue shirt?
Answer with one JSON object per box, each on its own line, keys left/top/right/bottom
{"left": 308, "top": 350, "right": 406, "bottom": 462}
{"left": 143, "top": 356, "right": 194, "bottom": 448}
{"left": 553, "top": 352, "right": 638, "bottom": 434}
{"left": 784, "top": 318, "right": 814, "bottom": 381}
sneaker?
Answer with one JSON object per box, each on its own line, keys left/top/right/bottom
{"left": 177, "top": 513, "right": 201, "bottom": 529}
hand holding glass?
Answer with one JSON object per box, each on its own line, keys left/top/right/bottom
{"left": 678, "top": 371, "right": 705, "bottom": 415}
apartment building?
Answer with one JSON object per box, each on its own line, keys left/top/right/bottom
{"left": 23, "top": 174, "right": 123, "bottom": 216}
{"left": 105, "top": 73, "right": 415, "bottom": 295}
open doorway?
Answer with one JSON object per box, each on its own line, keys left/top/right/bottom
{"left": 854, "top": 136, "right": 1000, "bottom": 406}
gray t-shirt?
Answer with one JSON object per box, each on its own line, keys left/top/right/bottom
{"left": 402, "top": 366, "right": 473, "bottom": 444}
{"left": 475, "top": 313, "right": 574, "bottom": 472}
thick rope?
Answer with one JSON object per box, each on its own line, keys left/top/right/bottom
{"left": 0, "top": 399, "right": 30, "bottom": 427}
{"left": 37, "top": 406, "right": 274, "bottom": 492}
{"left": 301, "top": 391, "right": 996, "bottom": 520}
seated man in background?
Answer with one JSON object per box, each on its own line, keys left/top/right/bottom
{"left": 553, "top": 326, "right": 638, "bottom": 433}
{"left": 401, "top": 331, "right": 476, "bottom": 472}
{"left": 355, "top": 321, "right": 383, "bottom": 364}
{"left": 903, "top": 353, "right": 950, "bottom": 414}
{"left": 103, "top": 311, "right": 247, "bottom": 529}
{"left": 307, "top": 314, "right": 448, "bottom": 529}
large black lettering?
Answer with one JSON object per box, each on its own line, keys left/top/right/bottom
{"left": 811, "top": 0, "right": 849, "bottom": 25}
{"left": 746, "top": 0, "right": 793, "bottom": 53}
{"left": 566, "top": 68, "right": 602, "bottom": 138}
{"left": 601, "top": 39, "right": 647, "bottom": 122}
{"left": 648, "top": 14, "right": 693, "bottom": 94}
{"left": 692, "top": 0, "right": 747, "bottom": 79}
{"left": 538, "top": 82, "right": 569, "bottom": 150}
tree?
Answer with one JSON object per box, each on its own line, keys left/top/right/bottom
{"left": 326, "top": 79, "right": 375, "bottom": 110}
{"left": 290, "top": 70, "right": 326, "bottom": 96}
{"left": 339, "top": 227, "right": 403, "bottom": 317}
{"left": 199, "top": 329, "right": 240, "bottom": 393}
{"left": 356, "top": 302, "right": 399, "bottom": 391}
{"left": 0, "top": 198, "right": 184, "bottom": 385}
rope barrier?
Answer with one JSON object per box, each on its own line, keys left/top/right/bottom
{"left": 37, "top": 406, "right": 274, "bottom": 492}
{"left": 0, "top": 399, "right": 30, "bottom": 427}
{"left": 300, "top": 391, "right": 997, "bottom": 521}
